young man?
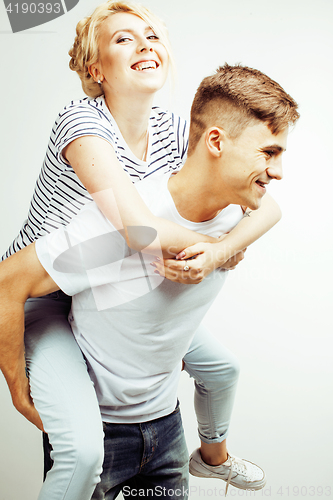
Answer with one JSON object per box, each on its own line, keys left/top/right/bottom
{"left": 0, "top": 64, "right": 299, "bottom": 498}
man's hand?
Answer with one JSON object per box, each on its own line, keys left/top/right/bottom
{"left": 10, "top": 374, "right": 44, "bottom": 431}
{"left": 0, "top": 243, "right": 58, "bottom": 430}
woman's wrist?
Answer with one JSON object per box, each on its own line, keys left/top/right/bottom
{"left": 213, "top": 237, "right": 237, "bottom": 268}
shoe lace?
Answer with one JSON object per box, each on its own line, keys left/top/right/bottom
{"left": 225, "top": 455, "right": 247, "bottom": 496}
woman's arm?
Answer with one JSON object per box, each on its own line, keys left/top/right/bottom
{"left": 154, "top": 194, "right": 281, "bottom": 284}
{"left": 216, "top": 193, "right": 282, "bottom": 262}
{"left": 64, "top": 136, "right": 217, "bottom": 258}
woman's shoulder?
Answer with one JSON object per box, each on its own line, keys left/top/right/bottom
{"left": 150, "top": 106, "right": 186, "bottom": 126}
{"left": 52, "top": 95, "right": 115, "bottom": 145}
{"left": 55, "top": 96, "right": 109, "bottom": 125}
{"left": 150, "top": 107, "right": 189, "bottom": 159}
{"left": 150, "top": 106, "right": 188, "bottom": 140}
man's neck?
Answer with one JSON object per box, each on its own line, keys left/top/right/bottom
{"left": 168, "top": 155, "right": 229, "bottom": 223}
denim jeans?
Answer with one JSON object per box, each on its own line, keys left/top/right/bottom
{"left": 92, "top": 404, "right": 189, "bottom": 500}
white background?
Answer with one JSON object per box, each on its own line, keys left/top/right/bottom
{"left": 0, "top": 0, "right": 332, "bottom": 499}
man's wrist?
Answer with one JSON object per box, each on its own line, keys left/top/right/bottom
{"left": 2, "top": 361, "right": 29, "bottom": 395}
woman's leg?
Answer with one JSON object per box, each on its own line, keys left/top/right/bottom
{"left": 24, "top": 292, "right": 104, "bottom": 500}
{"left": 184, "top": 325, "right": 266, "bottom": 492}
{"left": 183, "top": 324, "right": 240, "bottom": 464}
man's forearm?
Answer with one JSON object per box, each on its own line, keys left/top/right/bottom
{"left": 0, "top": 309, "right": 44, "bottom": 430}
{"left": 0, "top": 244, "right": 58, "bottom": 429}
{"left": 0, "top": 300, "right": 28, "bottom": 406}
{"left": 0, "top": 267, "right": 43, "bottom": 428}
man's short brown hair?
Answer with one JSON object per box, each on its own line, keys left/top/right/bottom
{"left": 187, "top": 63, "right": 300, "bottom": 156}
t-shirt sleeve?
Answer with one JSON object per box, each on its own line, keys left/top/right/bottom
{"left": 35, "top": 203, "right": 127, "bottom": 296}
{"left": 53, "top": 101, "right": 117, "bottom": 165}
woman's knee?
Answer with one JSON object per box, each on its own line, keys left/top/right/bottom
{"left": 212, "top": 344, "right": 240, "bottom": 383}
{"left": 49, "top": 423, "right": 104, "bottom": 477}
{"left": 73, "top": 434, "right": 104, "bottom": 476}
{"left": 223, "top": 351, "right": 240, "bottom": 384}
{"left": 195, "top": 352, "right": 240, "bottom": 392}
{"left": 42, "top": 429, "right": 104, "bottom": 499}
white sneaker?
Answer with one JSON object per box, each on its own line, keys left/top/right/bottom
{"left": 189, "top": 449, "right": 266, "bottom": 495}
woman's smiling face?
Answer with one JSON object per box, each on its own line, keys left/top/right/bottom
{"left": 91, "top": 12, "right": 169, "bottom": 97}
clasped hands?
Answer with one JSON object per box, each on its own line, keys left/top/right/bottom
{"left": 150, "top": 235, "right": 247, "bottom": 285}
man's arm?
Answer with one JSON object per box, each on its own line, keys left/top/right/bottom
{"left": 0, "top": 243, "right": 59, "bottom": 429}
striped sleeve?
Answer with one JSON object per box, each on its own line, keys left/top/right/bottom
{"left": 54, "top": 100, "right": 117, "bottom": 165}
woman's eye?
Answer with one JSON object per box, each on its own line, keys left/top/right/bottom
{"left": 147, "top": 34, "right": 159, "bottom": 40}
{"left": 117, "top": 37, "right": 132, "bottom": 43}
{"left": 264, "top": 150, "right": 274, "bottom": 158}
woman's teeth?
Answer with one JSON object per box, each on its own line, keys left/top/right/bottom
{"left": 132, "top": 61, "right": 157, "bottom": 71}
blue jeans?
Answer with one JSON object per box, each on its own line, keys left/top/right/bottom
{"left": 92, "top": 405, "right": 189, "bottom": 500}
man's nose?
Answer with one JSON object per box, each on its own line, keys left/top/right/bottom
{"left": 267, "top": 158, "right": 283, "bottom": 180}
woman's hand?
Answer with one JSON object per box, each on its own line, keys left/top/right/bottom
{"left": 151, "top": 240, "right": 246, "bottom": 284}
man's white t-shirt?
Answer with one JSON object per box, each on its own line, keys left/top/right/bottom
{"left": 35, "top": 172, "right": 243, "bottom": 423}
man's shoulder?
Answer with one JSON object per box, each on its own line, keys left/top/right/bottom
{"left": 136, "top": 172, "right": 170, "bottom": 206}
{"left": 213, "top": 204, "right": 244, "bottom": 233}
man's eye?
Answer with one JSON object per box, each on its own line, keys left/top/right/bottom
{"left": 264, "top": 150, "right": 275, "bottom": 158}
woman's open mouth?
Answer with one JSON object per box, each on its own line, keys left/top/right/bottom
{"left": 131, "top": 60, "right": 158, "bottom": 71}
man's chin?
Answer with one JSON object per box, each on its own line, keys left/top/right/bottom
{"left": 247, "top": 199, "right": 261, "bottom": 211}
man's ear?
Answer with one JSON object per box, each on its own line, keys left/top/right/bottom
{"left": 205, "top": 127, "right": 226, "bottom": 157}
{"left": 88, "top": 63, "right": 103, "bottom": 83}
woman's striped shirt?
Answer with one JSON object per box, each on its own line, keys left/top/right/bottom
{"left": 3, "top": 96, "right": 189, "bottom": 259}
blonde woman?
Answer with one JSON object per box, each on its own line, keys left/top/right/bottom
{"left": 1, "top": 2, "right": 281, "bottom": 499}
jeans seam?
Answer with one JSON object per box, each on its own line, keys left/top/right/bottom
{"left": 139, "top": 423, "right": 158, "bottom": 471}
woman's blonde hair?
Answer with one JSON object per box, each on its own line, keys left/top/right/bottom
{"left": 69, "top": 1, "right": 174, "bottom": 98}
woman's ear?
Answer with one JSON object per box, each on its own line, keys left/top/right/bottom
{"left": 205, "top": 127, "right": 226, "bottom": 157}
{"left": 88, "top": 64, "right": 103, "bottom": 83}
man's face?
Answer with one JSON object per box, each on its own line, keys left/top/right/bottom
{"left": 220, "top": 122, "right": 288, "bottom": 210}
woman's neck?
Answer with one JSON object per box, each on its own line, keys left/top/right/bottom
{"left": 104, "top": 90, "right": 154, "bottom": 160}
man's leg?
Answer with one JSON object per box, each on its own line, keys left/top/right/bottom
{"left": 93, "top": 404, "right": 189, "bottom": 500}
{"left": 131, "top": 404, "right": 189, "bottom": 499}
{"left": 92, "top": 421, "right": 143, "bottom": 500}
